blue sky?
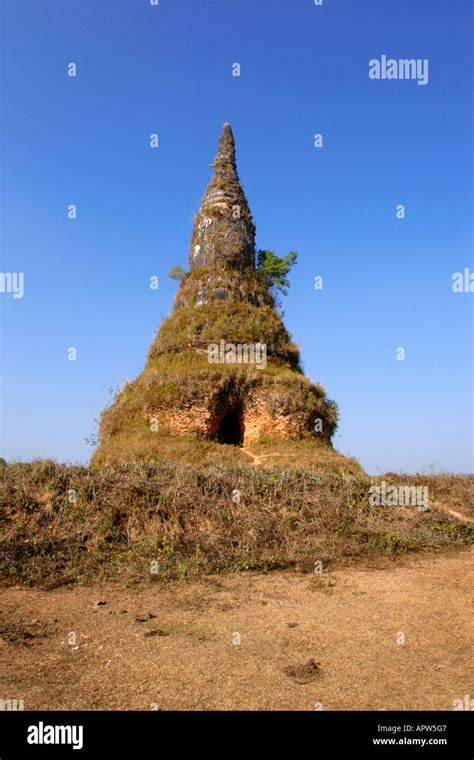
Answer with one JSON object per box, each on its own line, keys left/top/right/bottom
{"left": 1, "top": 0, "right": 472, "bottom": 474}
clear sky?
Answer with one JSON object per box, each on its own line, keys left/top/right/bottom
{"left": 1, "top": 0, "right": 472, "bottom": 474}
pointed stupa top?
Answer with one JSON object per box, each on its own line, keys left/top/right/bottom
{"left": 212, "top": 122, "right": 237, "bottom": 181}
{"left": 189, "top": 123, "right": 255, "bottom": 271}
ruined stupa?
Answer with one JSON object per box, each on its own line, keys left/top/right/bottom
{"left": 93, "top": 124, "right": 360, "bottom": 472}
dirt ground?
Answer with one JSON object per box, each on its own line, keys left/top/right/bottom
{"left": 0, "top": 548, "right": 472, "bottom": 711}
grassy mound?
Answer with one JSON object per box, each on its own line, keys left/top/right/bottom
{"left": 1, "top": 460, "right": 472, "bottom": 586}
{"left": 92, "top": 433, "right": 358, "bottom": 471}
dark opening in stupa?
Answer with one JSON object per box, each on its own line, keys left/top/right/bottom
{"left": 216, "top": 405, "right": 244, "bottom": 446}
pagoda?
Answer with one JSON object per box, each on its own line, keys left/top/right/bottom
{"left": 93, "top": 124, "right": 357, "bottom": 472}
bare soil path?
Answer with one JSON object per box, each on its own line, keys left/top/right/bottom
{"left": 242, "top": 447, "right": 262, "bottom": 466}
{"left": 0, "top": 549, "right": 472, "bottom": 711}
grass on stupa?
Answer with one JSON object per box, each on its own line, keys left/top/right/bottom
{"left": 149, "top": 273, "right": 300, "bottom": 368}
{"left": 92, "top": 430, "right": 359, "bottom": 471}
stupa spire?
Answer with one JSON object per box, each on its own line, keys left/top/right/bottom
{"left": 213, "top": 122, "right": 237, "bottom": 181}
{"left": 189, "top": 123, "right": 255, "bottom": 271}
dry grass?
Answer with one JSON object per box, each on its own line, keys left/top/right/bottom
{"left": 378, "top": 472, "right": 474, "bottom": 519}
{"left": 92, "top": 429, "right": 348, "bottom": 470}
{"left": 244, "top": 438, "right": 362, "bottom": 473}
{"left": 0, "top": 550, "right": 472, "bottom": 709}
{"left": 0, "top": 460, "right": 472, "bottom": 586}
